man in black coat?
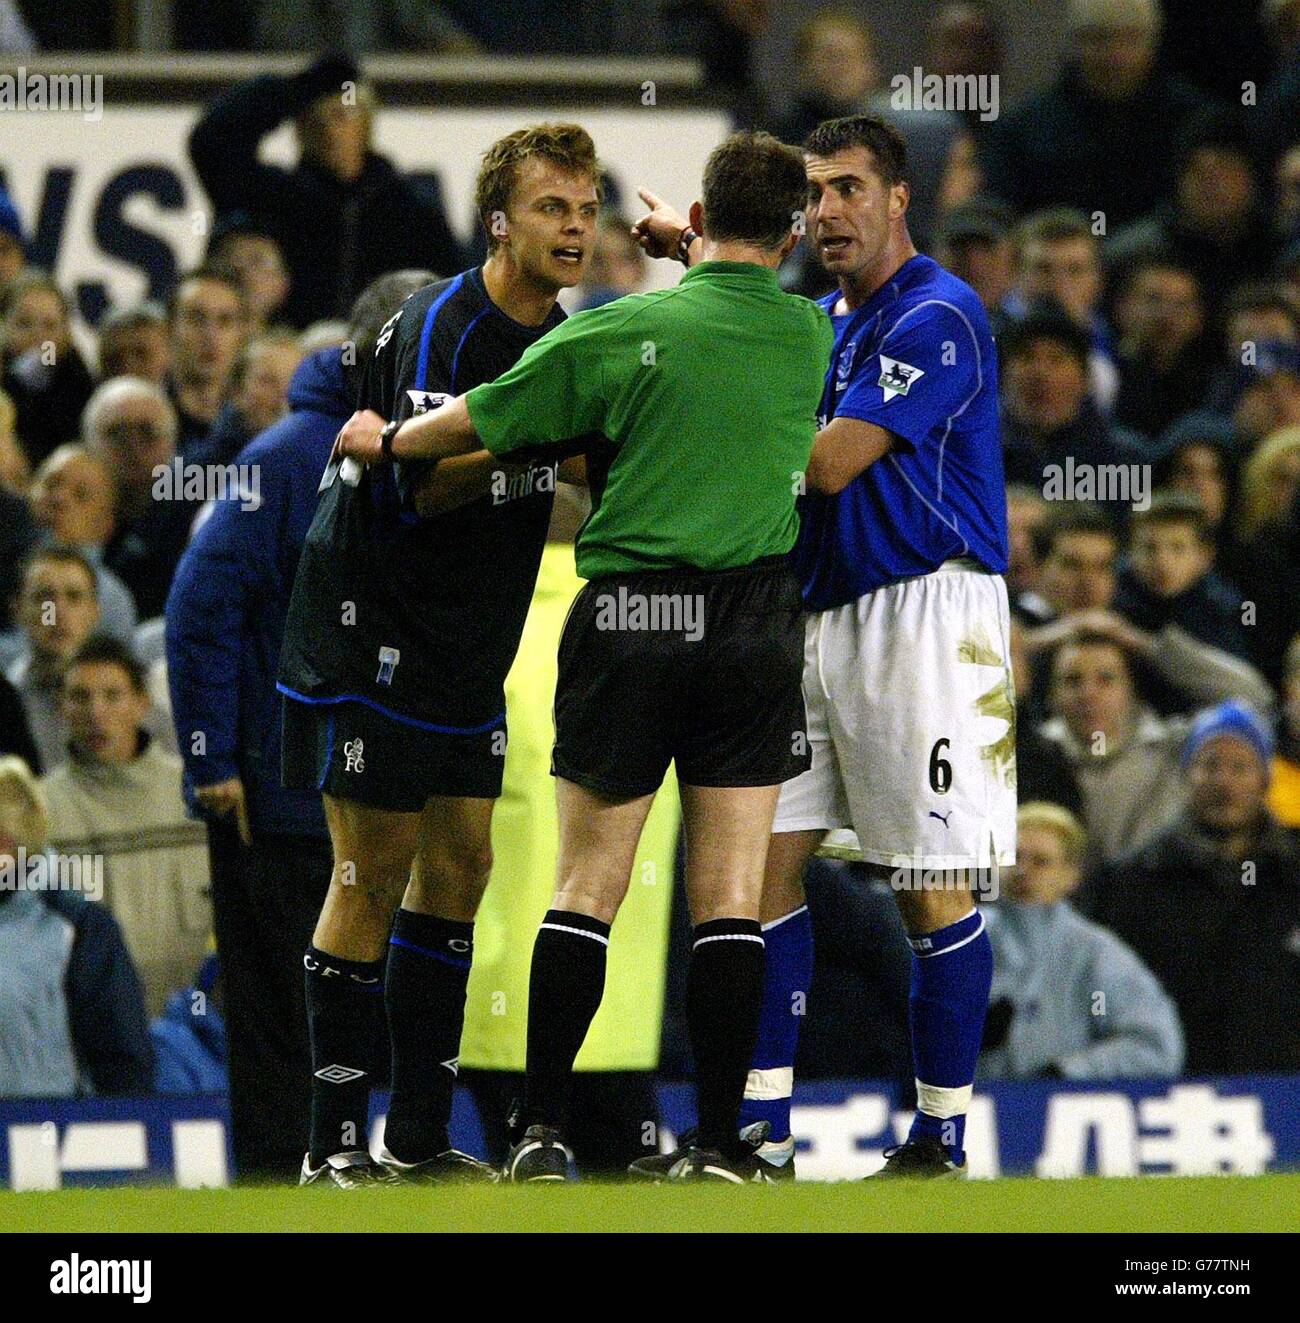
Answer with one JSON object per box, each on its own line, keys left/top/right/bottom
{"left": 1082, "top": 702, "right": 1300, "bottom": 1075}
{"left": 189, "top": 55, "right": 463, "bottom": 328}
{"left": 978, "top": 0, "right": 1208, "bottom": 227}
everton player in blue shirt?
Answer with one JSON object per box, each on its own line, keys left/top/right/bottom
{"left": 635, "top": 115, "right": 1012, "bottom": 1179}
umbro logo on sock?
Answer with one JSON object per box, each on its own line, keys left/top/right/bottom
{"left": 441, "top": 1056, "right": 460, "bottom": 1076}
{"left": 314, "top": 1064, "right": 367, "bottom": 1084}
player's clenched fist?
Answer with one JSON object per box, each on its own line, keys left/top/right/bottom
{"left": 334, "top": 409, "right": 389, "bottom": 464}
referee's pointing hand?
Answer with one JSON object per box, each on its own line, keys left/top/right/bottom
{"left": 632, "top": 187, "right": 689, "bottom": 259}
{"left": 334, "top": 409, "right": 389, "bottom": 465}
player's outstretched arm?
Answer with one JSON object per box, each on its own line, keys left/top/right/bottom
{"left": 411, "top": 452, "right": 500, "bottom": 517}
{"left": 805, "top": 416, "right": 896, "bottom": 494}
{"left": 632, "top": 187, "right": 702, "bottom": 266}
{"left": 334, "top": 398, "right": 481, "bottom": 466}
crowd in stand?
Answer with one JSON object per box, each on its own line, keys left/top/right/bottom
{"left": 1, "top": 0, "right": 1299, "bottom": 1111}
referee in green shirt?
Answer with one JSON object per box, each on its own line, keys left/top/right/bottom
{"left": 335, "top": 131, "right": 834, "bottom": 1183}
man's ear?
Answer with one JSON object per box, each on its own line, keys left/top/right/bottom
{"left": 889, "top": 181, "right": 910, "bottom": 222}
{"left": 688, "top": 199, "right": 704, "bottom": 234}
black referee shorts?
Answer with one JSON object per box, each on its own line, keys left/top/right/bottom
{"left": 281, "top": 694, "right": 504, "bottom": 813}
{"left": 552, "top": 556, "right": 810, "bottom": 798}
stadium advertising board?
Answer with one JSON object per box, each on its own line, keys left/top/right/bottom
{"left": 2, "top": 1077, "right": 1295, "bottom": 1189}
{"left": 0, "top": 102, "right": 730, "bottom": 329}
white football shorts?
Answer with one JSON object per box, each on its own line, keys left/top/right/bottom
{"left": 773, "top": 561, "right": 1017, "bottom": 871}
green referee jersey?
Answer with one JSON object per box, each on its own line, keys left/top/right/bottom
{"left": 465, "top": 261, "right": 835, "bottom": 579}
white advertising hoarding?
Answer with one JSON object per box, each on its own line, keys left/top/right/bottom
{"left": 0, "top": 102, "right": 731, "bottom": 328}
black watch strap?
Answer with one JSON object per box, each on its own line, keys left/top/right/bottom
{"left": 379, "top": 419, "right": 402, "bottom": 462}
{"left": 675, "top": 227, "right": 698, "bottom": 265}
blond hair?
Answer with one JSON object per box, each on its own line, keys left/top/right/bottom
{"left": 475, "top": 123, "right": 602, "bottom": 252}
{"left": 0, "top": 756, "right": 49, "bottom": 854}
{"left": 1237, "top": 425, "right": 1300, "bottom": 541}
{"left": 1017, "top": 801, "right": 1087, "bottom": 867}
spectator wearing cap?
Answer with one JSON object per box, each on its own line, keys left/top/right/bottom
{"left": 0, "top": 755, "right": 154, "bottom": 1099}
{"left": 83, "top": 376, "right": 201, "bottom": 621}
{"left": 980, "top": 802, "right": 1182, "bottom": 1081}
{"left": 207, "top": 213, "right": 291, "bottom": 334}
{"left": 0, "top": 189, "right": 27, "bottom": 297}
{"left": 1001, "top": 208, "right": 1117, "bottom": 411}
{"left": 1271, "top": 632, "right": 1300, "bottom": 828}
{"left": 1037, "top": 626, "right": 1272, "bottom": 863}
{"left": 1, "top": 272, "right": 95, "bottom": 470}
{"left": 1107, "top": 108, "right": 1274, "bottom": 316}
{"left": 1082, "top": 701, "right": 1300, "bottom": 1074}
{"left": 978, "top": 0, "right": 1207, "bottom": 229}
{"left": 999, "top": 304, "right": 1149, "bottom": 507}
{"left": 42, "top": 636, "right": 210, "bottom": 1019}
{"left": 165, "top": 266, "right": 249, "bottom": 457}
{"left": 1110, "top": 253, "right": 1213, "bottom": 439}
{"left": 933, "top": 197, "right": 1014, "bottom": 315}
{"left": 97, "top": 302, "right": 171, "bottom": 387}
{"left": 188, "top": 55, "right": 463, "bottom": 328}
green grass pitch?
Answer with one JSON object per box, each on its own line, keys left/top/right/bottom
{"left": 3, "top": 1174, "right": 1295, "bottom": 1233}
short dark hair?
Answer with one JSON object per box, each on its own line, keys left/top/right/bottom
{"left": 1055, "top": 629, "right": 1134, "bottom": 680}
{"left": 1000, "top": 303, "right": 1092, "bottom": 369}
{"left": 1012, "top": 207, "right": 1098, "bottom": 262}
{"left": 66, "top": 634, "right": 147, "bottom": 694}
{"left": 1222, "top": 280, "right": 1300, "bottom": 340}
{"left": 20, "top": 545, "right": 98, "bottom": 598}
{"left": 167, "top": 264, "right": 248, "bottom": 320}
{"left": 1035, "top": 502, "right": 1118, "bottom": 562}
{"left": 1131, "top": 489, "right": 1212, "bottom": 542}
{"left": 803, "top": 115, "right": 909, "bottom": 187}
{"left": 700, "top": 131, "right": 809, "bottom": 248}
{"left": 476, "top": 122, "right": 602, "bottom": 253}
{"left": 1115, "top": 247, "right": 1200, "bottom": 301}
{"left": 348, "top": 269, "right": 436, "bottom": 361}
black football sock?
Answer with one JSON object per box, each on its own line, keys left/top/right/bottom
{"left": 304, "top": 945, "right": 385, "bottom": 1168}
{"left": 687, "top": 918, "right": 765, "bottom": 1152}
{"left": 520, "top": 909, "right": 610, "bottom": 1131}
{"left": 383, "top": 910, "right": 475, "bottom": 1163}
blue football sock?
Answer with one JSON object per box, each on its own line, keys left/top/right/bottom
{"left": 738, "top": 904, "right": 813, "bottom": 1144}
{"left": 905, "top": 907, "right": 992, "bottom": 1164}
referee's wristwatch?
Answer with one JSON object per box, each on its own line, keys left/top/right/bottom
{"left": 378, "top": 419, "right": 402, "bottom": 462}
{"left": 675, "top": 226, "right": 699, "bottom": 266}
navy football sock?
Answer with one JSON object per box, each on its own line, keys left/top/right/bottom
{"left": 304, "top": 945, "right": 385, "bottom": 1168}
{"left": 383, "top": 910, "right": 475, "bottom": 1163}
{"left": 739, "top": 904, "right": 812, "bottom": 1143}
{"left": 905, "top": 908, "right": 993, "bottom": 1164}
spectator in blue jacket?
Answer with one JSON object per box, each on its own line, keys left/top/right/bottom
{"left": 152, "top": 954, "right": 228, "bottom": 1096}
{"left": 980, "top": 801, "right": 1184, "bottom": 1081}
{"left": 0, "top": 756, "right": 153, "bottom": 1098}
{"left": 164, "top": 269, "right": 430, "bottom": 1179}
